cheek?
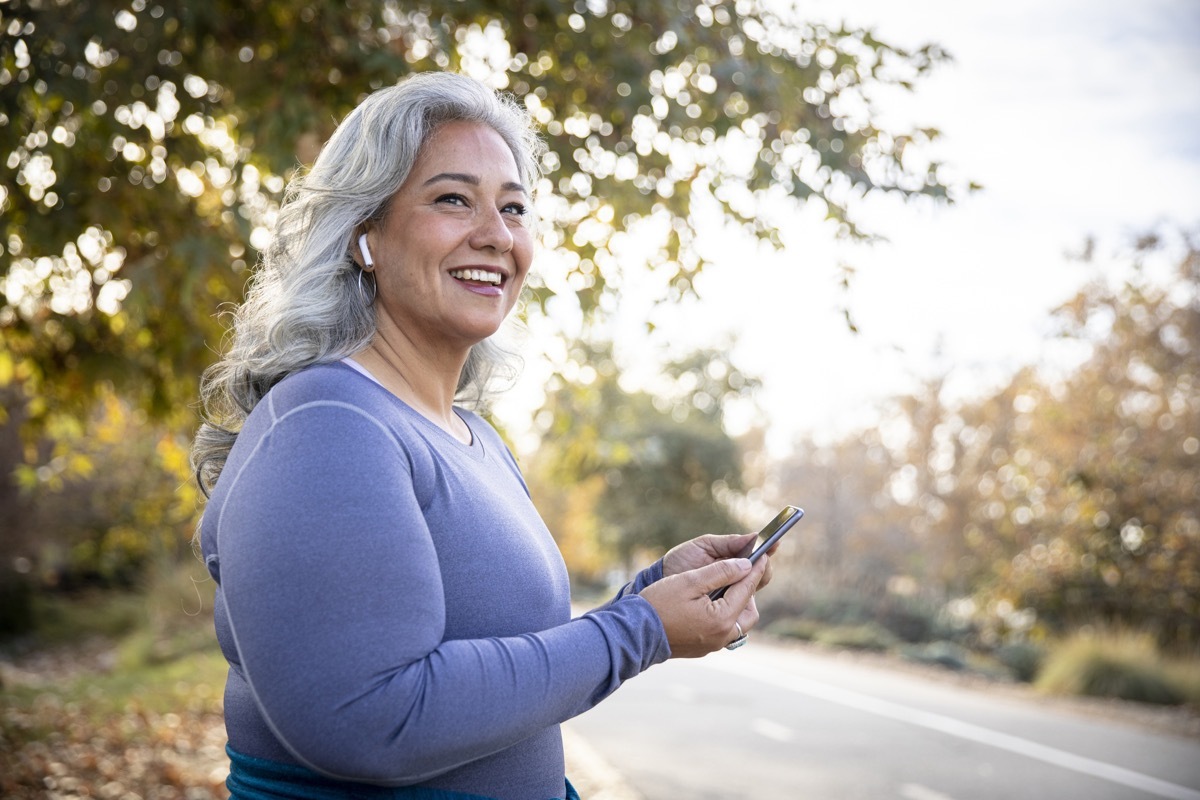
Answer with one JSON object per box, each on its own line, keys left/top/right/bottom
{"left": 512, "top": 232, "right": 535, "bottom": 279}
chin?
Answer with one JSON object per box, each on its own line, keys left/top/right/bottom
{"left": 455, "top": 322, "right": 506, "bottom": 346}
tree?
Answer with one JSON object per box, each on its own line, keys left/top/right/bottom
{"left": 891, "top": 371, "right": 1032, "bottom": 599}
{"left": 770, "top": 435, "right": 890, "bottom": 575}
{"left": 762, "top": 230, "right": 1200, "bottom": 649}
{"left": 1, "top": 0, "right": 957, "bottom": 439}
{"left": 526, "top": 343, "right": 753, "bottom": 576}
{"left": 1, "top": 0, "right": 960, "bottom": 586}
{"left": 983, "top": 233, "right": 1200, "bottom": 646}
{"left": 14, "top": 388, "right": 200, "bottom": 587}
{"left": 887, "top": 231, "right": 1200, "bottom": 647}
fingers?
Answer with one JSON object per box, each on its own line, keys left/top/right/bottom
{"left": 714, "top": 554, "right": 769, "bottom": 612}
{"left": 735, "top": 595, "right": 761, "bottom": 639}
{"left": 757, "top": 553, "right": 774, "bottom": 591}
{"left": 713, "top": 564, "right": 765, "bottom": 649}
{"left": 693, "top": 556, "right": 753, "bottom": 595}
{"left": 662, "top": 532, "right": 764, "bottom": 579}
{"left": 663, "top": 533, "right": 748, "bottom": 577}
{"left": 640, "top": 556, "right": 767, "bottom": 659}
{"left": 705, "top": 531, "right": 758, "bottom": 559}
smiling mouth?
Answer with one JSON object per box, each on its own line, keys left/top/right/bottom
{"left": 449, "top": 268, "right": 503, "bottom": 286}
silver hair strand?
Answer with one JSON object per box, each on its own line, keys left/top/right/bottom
{"left": 191, "top": 72, "right": 544, "bottom": 496}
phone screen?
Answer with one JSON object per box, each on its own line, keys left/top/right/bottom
{"left": 708, "top": 505, "right": 804, "bottom": 601}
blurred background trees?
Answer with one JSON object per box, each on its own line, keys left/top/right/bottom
{"left": 764, "top": 232, "right": 1200, "bottom": 651}
{"left": 2, "top": 0, "right": 952, "bottom": 434}
{"left": 1, "top": 0, "right": 1196, "bottom": 660}
{"left": 1, "top": 0, "right": 953, "bottom": 607}
{"left": 525, "top": 343, "right": 757, "bottom": 585}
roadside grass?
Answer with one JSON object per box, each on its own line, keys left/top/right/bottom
{"left": 763, "top": 617, "right": 823, "bottom": 642}
{"left": 812, "top": 622, "right": 898, "bottom": 652}
{"left": 764, "top": 615, "right": 1200, "bottom": 709}
{"left": 992, "top": 641, "right": 1046, "bottom": 683}
{"left": 1035, "top": 629, "right": 1200, "bottom": 707}
{"left": 1166, "top": 659, "right": 1200, "bottom": 705}
{"left": 0, "top": 561, "right": 230, "bottom": 798}
{"left": 28, "top": 589, "right": 147, "bottom": 644}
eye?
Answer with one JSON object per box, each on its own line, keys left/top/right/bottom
{"left": 502, "top": 201, "right": 528, "bottom": 217}
{"left": 435, "top": 193, "right": 469, "bottom": 207}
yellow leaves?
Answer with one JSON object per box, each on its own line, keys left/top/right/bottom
{"left": 15, "top": 384, "right": 202, "bottom": 580}
{"left": 25, "top": 394, "right": 46, "bottom": 419}
{"left": 528, "top": 466, "right": 612, "bottom": 582}
{"left": 13, "top": 463, "right": 39, "bottom": 492}
{"left": 156, "top": 435, "right": 192, "bottom": 479}
{"left": 104, "top": 525, "right": 150, "bottom": 560}
{"left": 68, "top": 453, "right": 95, "bottom": 480}
{"left": 0, "top": 349, "right": 13, "bottom": 386}
{"left": 1, "top": 630, "right": 230, "bottom": 798}
{"left": 554, "top": 474, "right": 610, "bottom": 580}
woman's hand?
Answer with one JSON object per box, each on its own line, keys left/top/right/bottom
{"left": 662, "top": 533, "right": 775, "bottom": 592}
{"left": 639, "top": 556, "right": 769, "bottom": 659}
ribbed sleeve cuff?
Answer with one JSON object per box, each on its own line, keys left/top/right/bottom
{"left": 609, "top": 558, "right": 665, "bottom": 601}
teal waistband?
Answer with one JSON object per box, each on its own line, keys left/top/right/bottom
{"left": 225, "top": 745, "right": 581, "bottom": 800}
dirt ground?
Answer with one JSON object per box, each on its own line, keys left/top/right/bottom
{"left": 4, "top": 634, "right": 1194, "bottom": 798}
{"left": 0, "top": 637, "right": 641, "bottom": 800}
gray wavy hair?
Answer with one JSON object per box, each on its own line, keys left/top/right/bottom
{"left": 192, "top": 71, "right": 544, "bottom": 495}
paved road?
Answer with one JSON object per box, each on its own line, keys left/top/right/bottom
{"left": 568, "top": 639, "right": 1200, "bottom": 800}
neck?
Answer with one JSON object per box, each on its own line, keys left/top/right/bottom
{"left": 353, "top": 330, "right": 472, "bottom": 443}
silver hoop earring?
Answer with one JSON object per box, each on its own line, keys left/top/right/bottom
{"left": 357, "top": 268, "right": 377, "bottom": 304}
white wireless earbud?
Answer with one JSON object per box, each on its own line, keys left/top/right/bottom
{"left": 358, "top": 233, "right": 374, "bottom": 268}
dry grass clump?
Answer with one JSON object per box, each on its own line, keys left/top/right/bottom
{"left": 1035, "top": 629, "right": 1195, "bottom": 706}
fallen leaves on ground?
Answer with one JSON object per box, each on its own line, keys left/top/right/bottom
{"left": 1, "top": 639, "right": 230, "bottom": 799}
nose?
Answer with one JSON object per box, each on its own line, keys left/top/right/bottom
{"left": 469, "top": 206, "right": 514, "bottom": 254}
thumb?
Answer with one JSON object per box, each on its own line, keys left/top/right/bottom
{"left": 694, "top": 557, "right": 752, "bottom": 595}
{"left": 707, "top": 531, "right": 758, "bottom": 560}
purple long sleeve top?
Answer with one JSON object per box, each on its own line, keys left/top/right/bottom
{"left": 199, "top": 362, "right": 670, "bottom": 799}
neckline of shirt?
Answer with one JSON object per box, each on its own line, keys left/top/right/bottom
{"left": 338, "top": 358, "right": 481, "bottom": 455}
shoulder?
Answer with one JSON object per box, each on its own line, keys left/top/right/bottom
{"left": 263, "top": 361, "right": 421, "bottom": 437}
{"left": 232, "top": 362, "right": 415, "bottom": 463}
{"left": 270, "top": 361, "right": 386, "bottom": 411}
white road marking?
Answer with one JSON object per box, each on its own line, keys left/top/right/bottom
{"left": 900, "top": 783, "right": 958, "bottom": 800}
{"left": 708, "top": 656, "right": 1200, "bottom": 800}
{"left": 751, "top": 717, "right": 796, "bottom": 743}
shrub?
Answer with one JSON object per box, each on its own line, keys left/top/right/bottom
{"left": 1163, "top": 659, "right": 1200, "bottom": 708}
{"left": 877, "top": 600, "right": 940, "bottom": 644}
{"left": 31, "top": 589, "right": 145, "bottom": 644}
{"left": 903, "top": 641, "right": 970, "bottom": 671}
{"left": 1036, "top": 630, "right": 1185, "bottom": 705}
{"left": 764, "top": 617, "right": 822, "bottom": 641}
{"left": 994, "top": 641, "right": 1046, "bottom": 683}
{"left": 789, "top": 593, "right": 874, "bottom": 628}
{"left": 814, "top": 623, "right": 898, "bottom": 652}
{"left": 0, "top": 573, "right": 35, "bottom": 637}
{"left": 758, "top": 587, "right": 949, "bottom": 646}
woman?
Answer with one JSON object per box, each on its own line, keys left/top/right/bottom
{"left": 192, "top": 71, "right": 769, "bottom": 800}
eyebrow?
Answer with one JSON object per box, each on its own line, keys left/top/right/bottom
{"left": 423, "top": 172, "right": 528, "bottom": 195}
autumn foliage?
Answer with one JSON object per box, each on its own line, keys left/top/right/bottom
{"left": 766, "top": 233, "right": 1200, "bottom": 650}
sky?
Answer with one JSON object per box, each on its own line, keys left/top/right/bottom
{"left": 498, "top": 0, "right": 1200, "bottom": 455}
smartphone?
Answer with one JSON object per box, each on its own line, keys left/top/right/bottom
{"left": 708, "top": 505, "right": 804, "bottom": 601}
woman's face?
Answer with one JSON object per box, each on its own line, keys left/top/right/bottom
{"left": 366, "top": 120, "right": 533, "bottom": 354}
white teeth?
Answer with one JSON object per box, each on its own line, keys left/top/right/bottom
{"left": 451, "top": 269, "right": 502, "bottom": 284}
